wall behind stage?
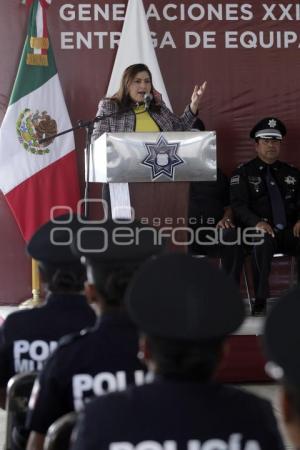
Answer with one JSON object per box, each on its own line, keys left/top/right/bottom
{"left": 0, "top": 0, "right": 299, "bottom": 304}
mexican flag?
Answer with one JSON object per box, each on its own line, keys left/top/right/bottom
{"left": 0, "top": 0, "right": 80, "bottom": 241}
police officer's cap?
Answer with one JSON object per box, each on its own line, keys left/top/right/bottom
{"left": 264, "top": 287, "right": 300, "bottom": 385}
{"left": 125, "top": 253, "right": 245, "bottom": 341}
{"left": 250, "top": 117, "right": 286, "bottom": 140}
{"left": 27, "top": 213, "right": 81, "bottom": 265}
{"left": 72, "top": 219, "right": 163, "bottom": 265}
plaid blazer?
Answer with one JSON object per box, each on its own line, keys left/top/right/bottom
{"left": 92, "top": 98, "right": 197, "bottom": 140}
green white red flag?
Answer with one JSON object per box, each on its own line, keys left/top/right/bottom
{"left": 0, "top": 0, "right": 80, "bottom": 241}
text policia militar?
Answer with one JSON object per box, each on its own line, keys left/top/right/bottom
{"left": 59, "top": 2, "right": 300, "bottom": 50}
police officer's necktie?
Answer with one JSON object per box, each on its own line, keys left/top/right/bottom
{"left": 265, "top": 165, "right": 287, "bottom": 230}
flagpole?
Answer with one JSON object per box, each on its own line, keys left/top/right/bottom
{"left": 31, "top": 259, "right": 40, "bottom": 303}
{"left": 0, "top": 0, "right": 81, "bottom": 239}
{"left": 19, "top": 259, "right": 41, "bottom": 308}
{"left": 21, "top": 259, "right": 41, "bottom": 308}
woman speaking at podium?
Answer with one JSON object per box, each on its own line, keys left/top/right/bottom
{"left": 92, "top": 63, "right": 206, "bottom": 222}
{"left": 93, "top": 63, "right": 206, "bottom": 138}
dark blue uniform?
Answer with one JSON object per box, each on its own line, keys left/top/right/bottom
{"left": 0, "top": 293, "right": 96, "bottom": 386}
{"left": 72, "top": 378, "right": 284, "bottom": 450}
{"left": 230, "top": 157, "right": 300, "bottom": 300}
{"left": 27, "top": 312, "right": 146, "bottom": 435}
{"left": 230, "top": 158, "right": 300, "bottom": 228}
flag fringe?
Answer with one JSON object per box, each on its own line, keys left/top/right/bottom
{"left": 26, "top": 54, "right": 48, "bottom": 66}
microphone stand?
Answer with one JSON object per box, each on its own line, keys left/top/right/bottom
{"left": 39, "top": 112, "right": 121, "bottom": 219}
{"left": 83, "top": 120, "right": 94, "bottom": 218}
{"left": 39, "top": 103, "right": 149, "bottom": 218}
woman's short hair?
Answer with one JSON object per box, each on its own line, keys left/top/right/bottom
{"left": 39, "top": 262, "right": 86, "bottom": 293}
{"left": 147, "top": 335, "right": 224, "bottom": 382}
{"left": 90, "top": 262, "right": 138, "bottom": 307}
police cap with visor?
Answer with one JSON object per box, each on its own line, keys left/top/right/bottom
{"left": 250, "top": 117, "right": 287, "bottom": 141}
{"left": 264, "top": 286, "right": 300, "bottom": 385}
{"left": 27, "top": 213, "right": 82, "bottom": 266}
{"left": 72, "top": 218, "right": 164, "bottom": 267}
{"left": 125, "top": 253, "right": 245, "bottom": 341}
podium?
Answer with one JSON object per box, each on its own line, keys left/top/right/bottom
{"left": 88, "top": 132, "right": 216, "bottom": 237}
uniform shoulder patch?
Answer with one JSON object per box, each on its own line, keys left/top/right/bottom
{"left": 230, "top": 174, "right": 240, "bottom": 185}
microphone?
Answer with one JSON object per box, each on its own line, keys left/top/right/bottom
{"left": 144, "top": 93, "right": 153, "bottom": 110}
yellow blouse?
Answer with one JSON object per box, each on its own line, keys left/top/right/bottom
{"left": 134, "top": 105, "right": 160, "bottom": 132}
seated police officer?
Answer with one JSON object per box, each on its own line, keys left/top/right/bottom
{"left": 0, "top": 215, "right": 96, "bottom": 409}
{"left": 71, "top": 254, "right": 284, "bottom": 450}
{"left": 230, "top": 117, "right": 300, "bottom": 316}
{"left": 26, "top": 219, "right": 162, "bottom": 450}
{"left": 0, "top": 215, "right": 96, "bottom": 450}
{"left": 264, "top": 286, "right": 300, "bottom": 449}
{"left": 189, "top": 118, "right": 243, "bottom": 285}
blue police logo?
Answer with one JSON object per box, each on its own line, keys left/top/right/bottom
{"left": 142, "top": 135, "right": 183, "bottom": 180}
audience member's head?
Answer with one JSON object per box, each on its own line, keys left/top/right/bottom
{"left": 125, "top": 253, "right": 245, "bottom": 381}
{"left": 27, "top": 214, "right": 86, "bottom": 293}
{"left": 264, "top": 286, "right": 300, "bottom": 448}
{"left": 250, "top": 117, "right": 286, "bottom": 164}
{"left": 72, "top": 219, "right": 164, "bottom": 313}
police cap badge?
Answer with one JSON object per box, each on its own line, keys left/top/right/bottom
{"left": 250, "top": 117, "right": 287, "bottom": 140}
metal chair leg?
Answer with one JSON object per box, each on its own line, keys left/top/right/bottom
{"left": 242, "top": 265, "right": 252, "bottom": 312}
